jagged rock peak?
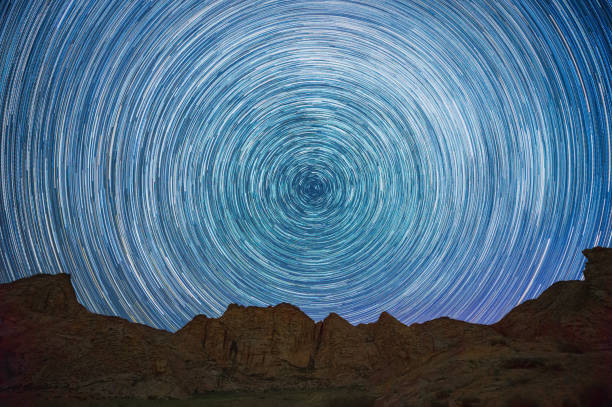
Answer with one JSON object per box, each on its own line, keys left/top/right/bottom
{"left": 271, "top": 301, "right": 304, "bottom": 311}
{"left": 322, "top": 312, "right": 352, "bottom": 327}
{"left": 583, "top": 246, "right": 612, "bottom": 281}
{"left": 583, "top": 246, "right": 612, "bottom": 262}
{"left": 178, "top": 313, "right": 209, "bottom": 329}
{"left": 324, "top": 312, "right": 343, "bottom": 320}
{"left": 225, "top": 303, "right": 245, "bottom": 312}
{"left": 376, "top": 311, "right": 402, "bottom": 325}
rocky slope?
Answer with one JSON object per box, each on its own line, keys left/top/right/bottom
{"left": 1, "top": 247, "right": 611, "bottom": 406}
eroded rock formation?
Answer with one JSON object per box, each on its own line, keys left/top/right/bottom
{"left": 1, "top": 247, "right": 611, "bottom": 406}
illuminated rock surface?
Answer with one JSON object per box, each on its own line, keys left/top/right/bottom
{"left": 1, "top": 248, "right": 611, "bottom": 406}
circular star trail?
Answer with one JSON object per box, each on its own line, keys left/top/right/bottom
{"left": 1, "top": 0, "right": 611, "bottom": 331}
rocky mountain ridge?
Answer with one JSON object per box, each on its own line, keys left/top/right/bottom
{"left": 1, "top": 247, "right": 611, "bottom": 406}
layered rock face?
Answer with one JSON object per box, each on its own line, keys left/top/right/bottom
{"left": 1, "top": 248, "right": 611, "bottom": 406}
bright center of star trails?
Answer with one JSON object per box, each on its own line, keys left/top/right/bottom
{"left": 0, "top": 0, "right": 611, "bottom": 331}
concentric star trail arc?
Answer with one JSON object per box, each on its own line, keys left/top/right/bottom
{"left": 0, "top": 0, "right": 611, "bottom": 331}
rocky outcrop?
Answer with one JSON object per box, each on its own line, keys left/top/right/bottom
{"left": 494, "top": 247, "right": 612, "bottom": 352}
{"left": 1, "top": 247, "right": 611, "bottom": 406}
{"left": 376, "top": 248, "right": 612, "bottom": 407}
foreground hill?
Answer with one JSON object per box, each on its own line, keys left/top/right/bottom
{"left": 1, "top": 248, "right": 611, "bottom": 406}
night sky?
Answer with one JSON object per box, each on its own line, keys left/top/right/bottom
{"left": 1, "top": 0, "right": 611, "bottom": 331}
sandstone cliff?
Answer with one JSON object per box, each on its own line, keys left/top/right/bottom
{"left": 1, "top": 248, "right": 611, "bottom": 406}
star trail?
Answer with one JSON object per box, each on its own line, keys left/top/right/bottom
{"left": 1, "top": 0, "right": 611, "bottom": 331}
